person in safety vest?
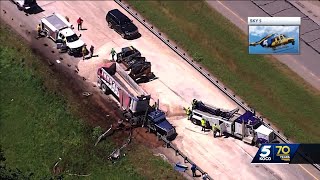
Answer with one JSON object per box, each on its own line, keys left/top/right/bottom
{"left": 212, "top": 123, "right": 221, "bottom": 138}
{"left": 185, "top": 107, "right": 191, "bottom": 120}
{"left": 201, "top": 118, "right": 206, "bottom": 132}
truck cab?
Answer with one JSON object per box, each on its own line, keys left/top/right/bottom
{"left": 147, "top": 109, "right": 176, "bottom": 140}
{"left": 57, "top": 28, "right": 85, "bottom": 55}
{"left": 116, "top": 46, "right": 141, "bottom": 63}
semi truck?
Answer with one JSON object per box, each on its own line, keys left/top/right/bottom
{"left": 40, "top": 13, "right": 85, "bottom": 56}
{"left": 97, "top": 62, "right": 176, "bottom": 139}
{"left": 11, "top": 0, "right": 37, "bottom": 11}
{"left": 189, "top": 99, "right": 276, "bottom": 146}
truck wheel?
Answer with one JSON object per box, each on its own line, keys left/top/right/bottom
{"left": 97, "top": 79, "right": 102, "bottom": 88}
{"left": 17, "top": 5, "right": 23, "bottom": 11}
{"left": 67, "top": 48, "right": 72, "bottom": 55}
{"left": 191, "top": 119, "right": 197, "bottom": 125}
{"left": 101, "top": 84, "right": 107, "bottom": 94}
{"left": 108, "top": 22, "right": 113, "bottom": 29}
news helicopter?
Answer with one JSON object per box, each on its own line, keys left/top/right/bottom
{"left": 249, "top": 33, "right": 295, "bottom": 51}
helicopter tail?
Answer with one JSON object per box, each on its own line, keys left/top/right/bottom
{"left": 249, "top": 42, "right": 259, "bottom": 46}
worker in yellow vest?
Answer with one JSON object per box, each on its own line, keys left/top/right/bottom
{"left": 201, "top": 118, "right": 206, "bottom": 132}
{"left": 212, "top": 123, "right": 221, "bottom": 138}
{"left": 185, "top": 107, "right": 191, "bottom": 120}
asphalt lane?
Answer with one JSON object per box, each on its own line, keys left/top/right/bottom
{"left": 207, "top": 0, "right": 320, "bottom": 90}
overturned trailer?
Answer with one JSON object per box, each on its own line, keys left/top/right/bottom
{"left": 97, "top": 62, "right": 176, "bottom": 139}
{"left": 190, "top": 99, "right": 276, "bottom": 146}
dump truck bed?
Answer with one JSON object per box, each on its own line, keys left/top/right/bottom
{"left": 113, "top": 63, "right": 148, "bottom": 98}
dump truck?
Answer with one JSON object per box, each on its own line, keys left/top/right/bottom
{"left": 97, "top": 62, "right": 176, "bottom": 139}
{"left": 40, "top": 13, "right": 85, "bottom": 56}
{"left": 11, "top": 0, "right": 37, "bottom": 11}
{"left": 189, "top": 99, "right": 276, "bottom": 146}
{"left": 116, "top": 46, "right": 141, "bottom": 63}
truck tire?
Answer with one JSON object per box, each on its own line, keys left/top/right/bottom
{"left": 101, "top": 84, "right": 108, "bottom": 94}
{"left": 97, "top": 78, "right": 102, "bottom": 88}
{"left": 17, "top": 5, "right": 23, "bottom": 11}
{"left": 108, "top": 21, "right": 113, "bottom": 29}
{"left": 67, "top": 48, "right": 72, "bottom": 55}
{"left": 191, "top": 119, "right": 197, "bottom": 125}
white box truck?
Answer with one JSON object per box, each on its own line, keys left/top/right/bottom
{"left": 40, "top": 13, "right": 85, "bottom": 56}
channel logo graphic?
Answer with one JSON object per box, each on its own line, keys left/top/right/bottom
{"left": 252, "top": 144, "right": 299, "bottom": 164}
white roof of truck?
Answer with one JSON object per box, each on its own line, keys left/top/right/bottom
{"left": 41, "top": 13, "right": 71, "bottom": 32}
{"left": 255, "top": 125, "right": 273, "bottom": 135}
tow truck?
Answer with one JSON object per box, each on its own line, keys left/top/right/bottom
{"left": 188, "top": 99, "right": 276, "bottom": 146}
{"left": 97, "top": 62, "right": 176, "bottom": 139}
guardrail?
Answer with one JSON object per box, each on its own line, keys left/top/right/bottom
{"left": 159, "top": 134, "right": 213, "bottom": 180}
{"left": 115, "top": 0, "right": 320, "bottom": 172}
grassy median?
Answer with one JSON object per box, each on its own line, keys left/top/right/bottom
{"left": 0, "top": 23, "right": 182, "bottom": 179}
{"left": 127, "top": 1, "right": 320, "bottom": 143}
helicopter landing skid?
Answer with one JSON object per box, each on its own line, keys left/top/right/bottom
{"left": 273, "top": 46, "right": 294, "bottom": 53}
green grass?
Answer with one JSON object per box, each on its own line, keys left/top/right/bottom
{"left": 0, "top": 23, "right": 183, "bottom": 179}
{"left": 127, "top": 1, "right": 320, "bottom": 143}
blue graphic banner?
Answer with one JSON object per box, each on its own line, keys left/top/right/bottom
{"left": 252, "top": 144, "right": 300, "bottom": 164}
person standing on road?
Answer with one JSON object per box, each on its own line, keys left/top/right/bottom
{"left": 110, "top": 48, "right": 116, "bottom": 61}
{"left": 82, "top": 44, "right": 87, "bottom": 60}
{"left": 191, "top": 164, "right": 197, "bottom": 177}
{"left": 89, "top": 45, "right": 94, "bottom": 58}
{"left": 201, "top": 118, "right": 206, "bottom": 132}
{"left": 186, "top": 107, "right": 191, "bottom": 120}
{"left": 77, "top": 17, "right": 83, "bottom": 31}
{"left": 212, "top": 123, "right": 220, "bottom": 138}
{"left": 65, "top": 16, "right": 70, "bottom": 22}
{"left": 36, "top": 24, "right": 42, "bottom": 38}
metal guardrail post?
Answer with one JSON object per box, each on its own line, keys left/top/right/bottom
{"left": 115, "top": 0, "right": 320, "bottom": 172}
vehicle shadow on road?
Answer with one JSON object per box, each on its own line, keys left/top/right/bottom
{"left": 126, "top": 33, "right": 141, "bottom": 40}
{"left": 25, "top": 5, "right": 44, "bottom": 15}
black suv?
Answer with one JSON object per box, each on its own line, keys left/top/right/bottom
{"left": 106, "top": 9, "right": 139, "bottom": 39}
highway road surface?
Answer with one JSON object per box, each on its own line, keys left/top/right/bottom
{"left": 1, "top": 1, "right": 319, "bottom": 179}
{"left": 206, "top": 0, "right": 320, "bottom": 91}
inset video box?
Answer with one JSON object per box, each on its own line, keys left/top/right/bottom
{"left": 248, "top": 17, "right": 301, "bottom": 54}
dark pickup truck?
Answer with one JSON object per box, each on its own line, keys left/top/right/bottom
{"left": 147, "top": 109, "right": 176, "bottom": 140}
{"left": 116, "top": 46, "right": 141, "bottom": 63}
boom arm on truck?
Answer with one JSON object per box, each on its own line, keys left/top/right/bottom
{"left": 189, "top": 99, "right": 276, "bottom": 146}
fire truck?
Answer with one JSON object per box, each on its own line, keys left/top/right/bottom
{"left": 189, "top": 99, "right": 276, "bottom": 146}
{"left": 97, "top": 62, "right": 176, "bottom": 139}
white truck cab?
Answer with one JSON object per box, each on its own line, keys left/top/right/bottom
{"left": 57, "top": 28, "right": 85, "bottom": 51}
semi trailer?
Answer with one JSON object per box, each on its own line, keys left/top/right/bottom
{"left": 97, "top": 62, "right": 176, "bottom": 139}
{"left": 189, "top": 99, "right": 276, "bottom": 146}
{"left": 40, "top": 13, "right": 86, "bottom": 56}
